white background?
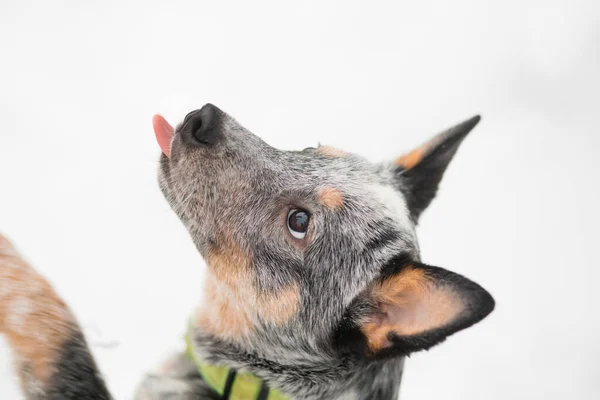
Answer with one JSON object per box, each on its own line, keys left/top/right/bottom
{"left": 1, "top": 1, "right": 599, "bottom": 399}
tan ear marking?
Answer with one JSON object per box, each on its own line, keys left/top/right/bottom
{"left": 317, "top": 146, "right": 348, "bottom": 157}
{"left": 319, "top": 187, "right": 344, "bottom": 210}
{"left": 395, "top": 146, "right": 426, "bottom": 170}
{"left": 394, "top": 115, "right": 480, "bottom": 171}
{"left": 361, "top": 266, "right": 464, "bottom": 352}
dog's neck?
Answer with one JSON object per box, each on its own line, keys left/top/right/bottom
{"left": 190, "top": 322, "right": 405, "bottom": 400}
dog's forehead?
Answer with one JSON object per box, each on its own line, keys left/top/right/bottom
{"left": 276, "top": 145, "right": 375, "bottom": 183}
{"left": 238, "top": 144, "right": 414, "bottom": 225}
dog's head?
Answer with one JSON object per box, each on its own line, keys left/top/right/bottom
{"left": 154, "top": 104, "right": 494, "bottom": 361}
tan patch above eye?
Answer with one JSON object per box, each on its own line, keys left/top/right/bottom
{"left": 318, "top": 146, "right": 348, "bottom": 157}
{"left": 361, "top": 266, "right": 464, "bottom": 352}
{"left": 319, "top": 187, "right": 344, "bottom": 210}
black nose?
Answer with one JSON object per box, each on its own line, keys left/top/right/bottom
{"left": 180, "top": 103, "right": 223, "bottom": 147}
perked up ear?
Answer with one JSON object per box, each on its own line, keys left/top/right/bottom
{"left": 394, "top": 115, "right": 481, "bottom": 221}
{"left": 334, "top": 254, "right": 494, "bottom": 359}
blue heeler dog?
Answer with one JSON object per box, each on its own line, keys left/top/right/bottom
{"left": 0, "top": 103, "right": 494, "bottom": 399}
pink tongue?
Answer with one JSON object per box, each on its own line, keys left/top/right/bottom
{"left": 153, "top": 114, "right": 175, "bottom": 157}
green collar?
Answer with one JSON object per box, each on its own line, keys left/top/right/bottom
{"left": 185, "top": 324, "right": 289, "bottom": 400}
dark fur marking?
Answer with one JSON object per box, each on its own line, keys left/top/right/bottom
{"left": 363, "top": 219, "right": 402, "bottom": 253}
{"left": 48, "top": 331, "right": 112, "bottom": 400}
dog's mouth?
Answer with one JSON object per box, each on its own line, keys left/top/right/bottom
{"left": 153, "top": 114, "right": 175, "bottom": 158}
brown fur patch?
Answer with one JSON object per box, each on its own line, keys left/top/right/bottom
{"left": 395, "top": 147, "right": 426, "bottom": 170}
{"left": 206, "top": 237, "right": 252, "bottom": 287}
{"left": 361, "top": 266, "right": 463, "bottom": 352}
{"left": 317, "top": 146, "right": 348, "bottom": 157}
{"left": 256, "top": 281, "right": 300, "bottom": 326}
{"left": 395, "top": 130, "right": 453, "bottom": 170}
{"left": 319, "top": 187, "right": 344, "bottom": 210}
{"left": 0, "top": 235, "right": 74, "bottom": 385}
{"left": 195, "top": 270, "right": 254, "bottom": 341}
{"left": 195, "top": 239, "right": 300, "bottom": 341}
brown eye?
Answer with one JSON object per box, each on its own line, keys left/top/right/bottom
{"left": 287, "top": 209, "right": 310, "bottom": 239}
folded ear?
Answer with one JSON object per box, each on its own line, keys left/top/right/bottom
{"left": 334, "top": 254, "right": 494, "bottom": 359}
{"left": 393, "top": 115, "right": 481, "bottom": 222}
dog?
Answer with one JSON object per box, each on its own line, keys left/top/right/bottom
{"left": 0, "top": 103, "right": 494, "bottom": 399}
